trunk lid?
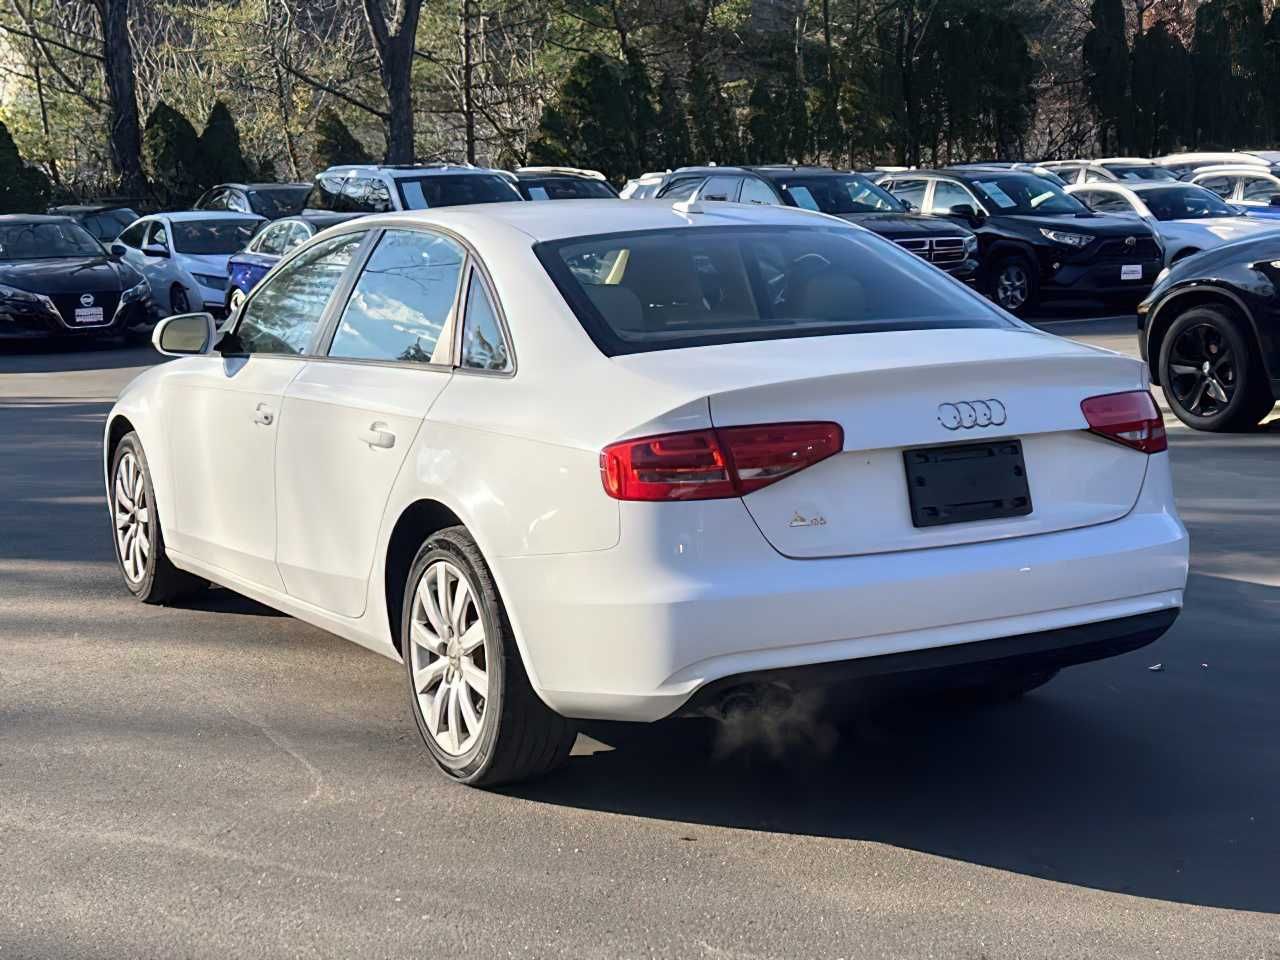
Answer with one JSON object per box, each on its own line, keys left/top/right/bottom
{"left": 614, "top": 328, "right": 1151, "bottom": 558}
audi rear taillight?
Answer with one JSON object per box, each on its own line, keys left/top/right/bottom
{"left": 601, "top": 422, "right": 844, "bottom": 501}
{"left": 1081, "top": 391, "right": 1167, "bottom": 454}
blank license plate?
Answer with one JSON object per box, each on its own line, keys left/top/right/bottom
{"left": 73, "top": 307, "right": 105, "bottom": 325}
{"left": 1121, "top": 264, "right": 1142, "bottom": 280}
{"left": 903, "top": 440, "right": 1033, "bottom": 528}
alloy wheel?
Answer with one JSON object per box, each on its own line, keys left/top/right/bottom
{"left": 1167, "top": 322, "right": 1236, "bottom": 417}
{"left": 995, "top": 263, "right": 1029, "bottom": 311}
{"left": 409, "top": 560, "right": 489, "bottom": 756}
{"left": 113, "top": 451, "right": 150, "bottom": 582}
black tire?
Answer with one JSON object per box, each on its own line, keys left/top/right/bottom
{"left": 1158, "top": 305, "right": 1275, "bottom": 432}
{"left": 170, "top": 285, "right": 190, "bottom": 315}
{"left": 109, "top": 432, "right": 208, "bottom": 604}
{"left": 988, "top": 253, "right": 1039, "bottom": 315}
{"left": 947, "top": 668, "right": 1059, "bottom": 705}
{"left": 402, "top": 526, "right": 577, "bottom": 787}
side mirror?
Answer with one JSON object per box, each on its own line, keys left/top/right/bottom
{"left": 152, "top": 312, "right": 216, "bottom": 357}
{"left": 142, "top": 243, "right": 169, "bottom": 259}
{"left": 950, "top": 203, "right": 983, "bottom": 224}
{"left": 109, "top": 242, "right": 126, "bottom": 259}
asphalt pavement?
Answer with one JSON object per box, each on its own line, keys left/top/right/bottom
{"left": 1, "top": 319, "right": 1278, "bottom": 959}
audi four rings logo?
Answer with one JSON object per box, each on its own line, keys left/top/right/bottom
{"left": 79, "top": 293, "right": 94, "bottom": 307}
{"left": 937, "top": 399, "right": 1007, "bottom": 430}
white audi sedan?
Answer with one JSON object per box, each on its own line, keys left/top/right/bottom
{"left": 104, "top": 201, "right": 1189, "bottom": 786}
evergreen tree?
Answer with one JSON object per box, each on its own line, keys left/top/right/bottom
{"left": 654, "top": 72, "right": 691, "bottom": 169}
{"left": 527, "top": 53, "right": 651, "bottom": 180}
{"left": 0, "top": 121, "right": 51, "bottom": 214}
{"left": 1132, "top": 23, "right": 1192, "bottom": 155}
{"left": 143, "top": 101, "right": 204, "bottom": 207}
{"left": 782, "top": 80, "right": 811, "bottom": 163}
{"left": 199, "top": 101, "right": 251, "bottom": 184}
{"left": 743, "top": 79, "right": 780, "bottom": 164}
{"left": 1191, "top": 0, "right": 1265, "bottom": 148}
{"left": 1083, "top": 0, "right": 1131, "bottom": 154}
{"left": 623, "top": 52, "right": 659, "bottom": 171}
{"left": 313, "top": 107, "right": 373, "bottom": 169}
{"left": 687, "top": 64, "right": 738, "bottom": 164}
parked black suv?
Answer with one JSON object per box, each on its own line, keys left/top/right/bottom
{"left": 654, "top": 165, "right": 980, "bottom": 284}
{"left": 877, "top": 169, "right": 1164, "bottom": 314}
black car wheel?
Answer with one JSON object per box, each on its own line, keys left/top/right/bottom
{"left": 1159, "top": 305, "right": 1275, "bottom": 431}
{"left": 990, "top": 254, "right": 1038, "bottom": 315}
{"left": 170, "top": 285, "right": 191, "bottom": 315}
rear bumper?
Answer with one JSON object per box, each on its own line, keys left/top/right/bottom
{"left": 495, "top": 453, "right": 1189, "bottom": 722}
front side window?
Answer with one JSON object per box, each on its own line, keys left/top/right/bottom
{"left": 1241, "top": 177, "right": 1280, "bottom": 202}
{"left": 698, "top": 176, "right": 742, "bottom": 201}
{"left": 396, "top": 174, "right": 521, "bottom": 209}
{"left": 235, "top": 231, "right": 365, "bottom": 356}
{"left": 1195, "top": 175, "right": 1234, "bottom": 198}
{"left": 658, "top": 178, "right": 704, "bottom": 201}
{"left": 170, "top": 219, "right": 260, "bottom": 255}
{"left": 777, "top": 175, "right": 901, "bottom": 214}
{"left": 148, "top": 222, "right": 169, "bottom": 248}
{"left": 1084, "top": 192, "right": 1135, "bottom": 215}
{"left": 460, "top": 270, "right": 511, "bottom": 371}
{"left": 929, "top": 180, "right": 978, "bottom": 214}
{"left": 328, "top": 229, "right": 464, "bottom": 364}
{"left": 887, "top": 178, "right": 928, "bottom": 210}
{"left": 537, "top": 225, "right": 1011, "bottom": 356}
{"left": 285, "top": 222, "right": 312, "bottom": 251}
{"left": 253, "top": 222, "right": 291, "bottom": 256}
{"left": 118, "top": 222, "right": 147, "bottom": 248}
{"left": 739, "top": 178, "right": 780, "bottom": 205}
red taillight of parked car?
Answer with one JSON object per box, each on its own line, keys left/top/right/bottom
{"left": 601, "top": 422, "right": 844, "bottom": 501}
{"left": 1081, "top": 390, "right": 1168, "bottom": 454}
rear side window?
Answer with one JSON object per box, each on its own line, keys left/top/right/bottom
{"left": 460, "top": 270, "right": 511, "bottom": 371}
{"left": 118, "top": 222, "right": 147, "bottom": 247}
{"left": 328, "top": 229, "right": 465, "bottom": 364}
{"left": 536, "top": 225, "right": 1010, "bottom": 356}
{"left": 307, "top": 174, "right": 346, "bottom": 211}
{"left": 1196, "top": 175, "right": 1234, "bottom": 198}
{"left": 343, "top": 177, "right": 394, "bottom": 213}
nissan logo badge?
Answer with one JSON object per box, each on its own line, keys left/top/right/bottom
{"left": 937, "top": 400, "right": 1007, "bottom": 430}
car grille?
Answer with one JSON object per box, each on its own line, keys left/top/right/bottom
{"left": 1093, "top": 236, "right": 1161, "bottom": 262}
{"left": 50, "top": 291, "right": 120, "bottom": 328}
{"left": 895, "top": 236, "right": 969, "bottom": 265}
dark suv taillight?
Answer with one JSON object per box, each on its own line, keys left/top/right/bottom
{"left": 601, "top": 422, "right": 844, "bottom": 501}
{"left": 1081, "top": 390, "right": 1167, "bottom": 454}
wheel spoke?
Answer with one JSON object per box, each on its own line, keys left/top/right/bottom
{"left": 1187, "top": 378, "right": 1209, "bottom": 413}
{"left": 450, "top": 578, "right": 471, "bottom": 633}
{"left": 417, "top": 577, "right": 447, "bottom": 637}
{"left": 115, "top": 509, "right": 132, "bottom": 529}
{"left": 136, "top": 532, "right": 149, "bottom": 560}
{"left": 115, "top": 477, "right": 134, "bottom": 512}
{"left": 446, "top": 680, "right": 462, "bottom": 753}
{"left": 135, "top": 507, "right": 149, "bottom": 525}
{"left": 412, "top": 658, "right": 447, "bottom": 694}
{"left": 1206, "top": 377, "right": 1229, "bottom": 403}
{"left": 436, "top": 564, "right": 451, "bottom": 631}
{"left": 1169, "top": 362, "right": 1199, "bottom": 377}
{"left": 458, "top": 682, "right": 481, "bottom": 736}
{"left": 410, "top": 618, "right": 446, "bottom": 656}
{"left": 427, "top": 680, "right": 448, "bottom": 734}
{"left": 458, "top": 622, "right": 484, "bottom": 655}
{"left": 461, "top": 660, "right": 488, "bottom": 698}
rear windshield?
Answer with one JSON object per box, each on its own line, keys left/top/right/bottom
{"left": 536, "top": 225, "right": 1010, "bottom": 355}
{"left": 1107, "top": 165, "right": 1178, "bottom": 182}
{"left": 171, "top": 219, "right": 260, "bottom": 254}
{"left": 0, "top": 221, "right": 103, "bottom": 259}
{"left": 519, "top": 177, "right": 617, "bottom": 200}
{"left": 248, "top": 186, "right": 309, "bottom": 218}
{"left": 397, "top": 174, "right": 521, "bottom": 209}
{"left": 775, "top": 175, "right": 903, "bottom": 214}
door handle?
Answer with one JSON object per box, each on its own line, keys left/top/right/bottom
{"left": 253, "top": 403, "right": 274, "bottom": 426}
{"left": 359, "top": 421, "right": 396, "bottom": 449}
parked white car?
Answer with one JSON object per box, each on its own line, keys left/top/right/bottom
{"left": 104, "top": 201, "right": 1189, "bottom": 786}
{"left": 112, "top": 211, "right": 263, "bottom": 316}
{"left": 1152, "top": 151, "right": 1272, "bottom": 179}
{"left": 1066, "top": 181, "right": 1280, "bottom": 264}
{"left": 1186, "top": 165, "right": 1280, "bottom": 212}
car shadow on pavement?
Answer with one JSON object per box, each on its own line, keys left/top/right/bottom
{"left": 516, "top": 571, "right": 1280, "bottom": 916}
{"left": 0, "top": 337, "right": 159, "bottom": 375}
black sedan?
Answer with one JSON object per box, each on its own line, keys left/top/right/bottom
{"left": 1138, "top": 237, "right": 1280, "bottom": 431}
{"left": 0, "top": 215, "right": 153, "bottom": 340}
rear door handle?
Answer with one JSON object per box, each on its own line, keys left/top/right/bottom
{"left": 253, "top": 403, "right": 274, "bottom": 426}
{"left": 359, "top": 421, "right": 396, "bottom": 449}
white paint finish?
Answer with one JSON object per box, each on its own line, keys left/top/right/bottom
{"left": 106, "top": 202, "right": 1191, "bottom": 725}
{"left": 160, "top": 354, "right": 302, "bottom": 590}
{"left": 275, "top": 362, "right": 444, "bottom": 617}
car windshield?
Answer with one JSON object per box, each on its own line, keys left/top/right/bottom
{"left": 970, "top": 176, "right": 1087, "bottom": 216}
{"left": 248, "top": 186, "right": 309, "bottom": 218}
{"left": 396, "top": 174, "right": 521, "bottom": 209}
{"left": 0, "top": 221, "right": 103, "bottom": 259}
{"left": 170, "top": 219, "right": 261, "bottom": 254}
{"left": 1140, "top": 186, "right": 1236, "bottom": 221}
{"left": 520, "top": 178, "right": 616, "bottom": 200}
{"left": 1108, "top": 165, "right": 1178, "bottom": 182}
{"left": 536, "top": 225, "right": 1009, "bottom": 356}
{"left": 775, "top": 175, "right": 904, "bottom": 214}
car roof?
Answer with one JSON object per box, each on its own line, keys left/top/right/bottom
{"left": 321, "top": 163, "right": 511, "bottom": 179}
{"left": 1096, "top": 157, "right": 1154, "bottom": 165}
{"left": 48, "top": 204, "right": 134, "bottom": 214}
{"left": 151, "top": 210, "right": 265, "bottom": 222}
{"left": 291, "top": 212, "right": 362, "bottom": 228}
{"left": 211, "top": 182, "right": 308, "bottom": 191}
{"left": 335, "top": 199, "right": 850, "bottom": 244}
{"left": 515, "top": 166, "right": 607, "bottom": 181}
{"left": 1188, "top": 164, "right": 1278, "bottom": 177}
{"left": 0, "top": 214, "right": 75, "bottom": 224}
{"left": 1156, "top": 152, "right": 1268, "bottom": 165}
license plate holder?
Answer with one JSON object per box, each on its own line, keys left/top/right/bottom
{"left": 73, "top": 306, "right": 105, "bottom": 325}
{"left": 1121, "top": 264, "right": 1142, "bottom": 280}
{"left": 903, "top": 440, "right": 1032, "bottom": 528}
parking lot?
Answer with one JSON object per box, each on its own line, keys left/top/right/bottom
{"left": 1, "top": 317, "right": 1277, "bottom": 959}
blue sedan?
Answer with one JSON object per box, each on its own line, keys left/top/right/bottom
{"left": 225, "top": 212, "right": 360, "bottom": 312}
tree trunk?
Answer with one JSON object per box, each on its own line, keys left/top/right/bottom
{"left": 363, "top": 0, "right": 424, "bottom": 164}
{"left": 93, "top": 0, "right": 145, "bottom": 196}
{"left": 462, "top": 0, "right": 476, "bottom": 164}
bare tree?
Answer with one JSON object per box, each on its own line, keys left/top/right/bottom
{"left": 363, "top": 0, "right": 425, "bottom": 161}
